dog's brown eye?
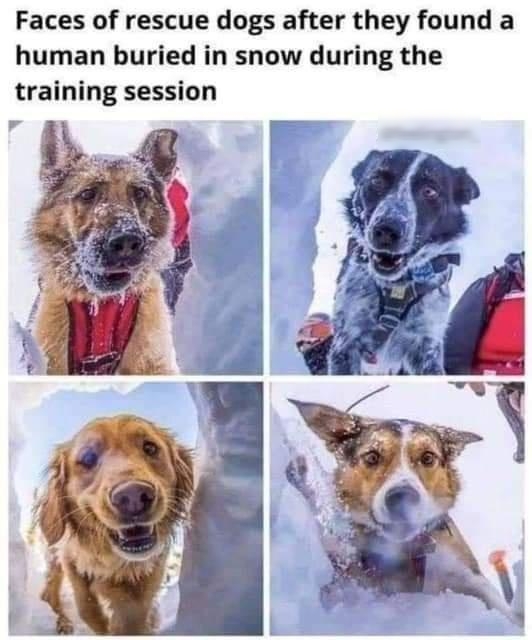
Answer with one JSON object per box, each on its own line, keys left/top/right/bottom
{"left": 133, "top": 186, "right": 148, "bottom": 201}
{"left": 364, "top": 451, "right": 380, "bottom": 466}
{"left": 79, "top": 187, "right": 98, "bottom": 202}
{"left": 369, "top": 175, "right": 387, "bottom": 191}
{"left": 422, "top": 185, "right": 439, "bottom": 200}
{"left": 78, "top": 449, "right": 98, "bottom": 469}
{"left": 421, "top": 451, "right": 436, "bottom": 466}
{"left": 143, "top": 440, "right": 159, "bottom": 457}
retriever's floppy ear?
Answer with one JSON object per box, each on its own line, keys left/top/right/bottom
{"left": 36, "top": 445, "right": 68, "bottom": 545}
{"left": 40, "top": 121, "right": 84, "bottom": 189}
{"left": 433, "top": 425, "right": 483, "bottom": 461}
{"left": 288, "top": 399, "right": 375, "bottom": 458}
{"left": 134, "top": 128, "right": 178, "bottom": 183}
{"left": 453, "top": 167, "right": 480, "bottom": 205}
{"left": 160, "top": 430, "right": 194, "bottom": 518}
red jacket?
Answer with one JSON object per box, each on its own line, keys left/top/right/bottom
{"left": 167, "top": 177, "right": 190, "bottom": 248}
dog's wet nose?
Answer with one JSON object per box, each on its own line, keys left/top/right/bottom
{"left": 105, "top": 231, "right": 145, "bottom": 263}
{"left": 371, "top": 221, "right": 403, "bottom": 251}
{"left": 110, "top": 481, "right": 155, "bottom": 518}
{"left": 385, "top": 485, "right": 420, "bottom": 519}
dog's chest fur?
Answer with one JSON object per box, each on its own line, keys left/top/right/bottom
{"left": 330, "top": 260, "right": 450, "bottom": 374}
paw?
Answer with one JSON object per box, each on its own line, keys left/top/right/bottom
{"left": 56, "top": 616, "right": 74, "bottom": 635}
{"left": 354, "top": 335, "right": 378, "bottom": 364}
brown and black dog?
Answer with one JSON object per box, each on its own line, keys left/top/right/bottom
{"left": 288, "top": 399, "right": 521, "bottom": 626}
{"left": 29, "top": 121, "right": 180, "bottom": 374}
{"left": 34, "top": 415, "right": 194, "bottom": 635}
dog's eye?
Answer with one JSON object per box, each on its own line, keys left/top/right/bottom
{"left": 421, "top": 185, "right": 439, "bottom": 201}
{"left": 369, "top": 174, "right": 387, "bottom": 192}
{"left": 78, "top": 449, "right": 98, "bottom": 469}
{"left": 143, "top": 440, "right": 159, "bottom": 457}
{"left": 363, "top": 451, "right": 380, "bottom": 466}
{"left": 133, "top": 186, "right": 148, "bottom": 201}
{"left": 420, "top": 451, "right": 436, "bottom": 466}
{"left": 78, "top": 187, "right": 98, "bottom": 202}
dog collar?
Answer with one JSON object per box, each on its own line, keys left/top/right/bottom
{"left": 67, "top": 294, "right": 140, "bottom": 375}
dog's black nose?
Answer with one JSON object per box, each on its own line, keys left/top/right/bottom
{"left": 385, "top": 485, "right": 420, "bottom": 519}
{"left": 110, "top": 482, "right": 155, "bottom": 518}
{"left": 105, "top": 231, "right": 145, "bottom": 263}
{"left": 371, "top": 222, "right": 402, "bottom": 251}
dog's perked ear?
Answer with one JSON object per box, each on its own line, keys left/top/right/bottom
{"left": 36, "top": 445, "right": 69, "bottom": 545}
{"left": 40, "top": 121, "right": 84, "bottom": 188}
{"left": 134, "top": 128, "right": 178, "bottom": 183}
{"left": 351, "top": 150, "right": 382, "bottom": 184}
{"left": 453, "top": 167, "right": 480, "bottom": 205}
{"left": 434, "top": 425, "right": 483, "bottom": 461}
{"left": 288, "top": 399, "right": 373, "bottom": 456}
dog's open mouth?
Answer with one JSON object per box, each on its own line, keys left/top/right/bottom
{"left": 84, "top": 269, "right": 133, "bottom": 293}
{"left": 109, "top": 525, "right": 157, "bottom": 554}
{"left": 370, "top": 251, "right": 407, "bottom": 276}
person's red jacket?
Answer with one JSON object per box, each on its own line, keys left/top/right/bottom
{"left": 166, "top": 177, "right": 190, "bottom": 248}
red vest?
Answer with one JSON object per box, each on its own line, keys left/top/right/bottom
{"left": 473, "top": 288, "right": 524, "bottom": 375}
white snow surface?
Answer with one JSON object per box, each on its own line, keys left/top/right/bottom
{"left": 271, "top": 121, "right": 523, "bottom": 372}
{"left": 9, "top": 120, "right": 262, "bottom": 375}
{"left": 271, "top": 382, "right": 523, "bottom": 635}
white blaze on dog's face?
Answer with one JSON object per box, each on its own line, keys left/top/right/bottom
{"left": 290, "top": 399, "right": 482, "bottom": 542}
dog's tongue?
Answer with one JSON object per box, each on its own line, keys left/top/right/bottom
{"left": 119, "top": 524, "right": 153, "bottom": 541}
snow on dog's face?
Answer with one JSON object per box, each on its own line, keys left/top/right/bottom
{"left": 37, "top": 415, "right": 194, "bottom": 562}
{"left": 344, "top": 149, "right": 479, "bottom": 282}
{"left": 30, "top": 121, "right": 177, "bottom": 297}
{"left": 291, "top": 399, "right": 482, "bottom": 542}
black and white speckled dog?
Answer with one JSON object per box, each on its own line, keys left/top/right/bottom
{"left": 329, "top": 149, "right": 480, "bottom": 375}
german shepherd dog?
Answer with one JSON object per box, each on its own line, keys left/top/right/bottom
{"left": 286, "top": 399, "right": 521, "bottom": 626}
{"left": 329, "top": 149, "right": 480, "bottom": 375}
{"left": 28, "top": 121, "right": 179, "bottom": 374}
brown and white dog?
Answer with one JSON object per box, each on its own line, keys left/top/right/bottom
{"left": 287, "top": 399, "right": 521, "bottom": 626}
{"left": 28, "top": 121, "right": 179, "bottom": 375}
{"left": 34, "top": 415, "right": 194, "bottom": 635}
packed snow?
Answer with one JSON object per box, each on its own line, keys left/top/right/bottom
{"left": 271, "top": 382, "right": 524, "bottom": 635}
{"left": 271, "top": 121, "right": 523, "bottom": 373}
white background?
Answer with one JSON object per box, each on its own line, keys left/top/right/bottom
{"left": 1, "top": 0, "right": 530, "bottom": 638}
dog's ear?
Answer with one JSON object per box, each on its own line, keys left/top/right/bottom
{"left": 351, "top": 150, "right": 382, "bottom": 185}
{"left": 160, "top": 430, "right": 194, "bottom": 518}
{"left": 434, "top": 425, "right": 483, "bottom": 461}
{"left": 453, "top": 167, "right": 480, "bottom": 205}
{"left": 40, "top": 121, "right": 84, "bottom": 188}
{"left": 135, "top": 128, "right": 178, "bottom": 183}
{"left": 289, "top": 399, "right": 374, "bottom": 456}
{"left": 36, "top": 445, "right": 68, "bottom": 545}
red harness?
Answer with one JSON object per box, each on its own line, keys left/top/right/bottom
{"left": 68, "top": 295, "right": 140, "bottom": 375}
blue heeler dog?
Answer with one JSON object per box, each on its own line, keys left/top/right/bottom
{"left": 329, "top": 149, "right": 480, "bottom": 375}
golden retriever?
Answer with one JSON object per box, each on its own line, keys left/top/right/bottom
{"left": 34, "top": 415, "right": 194, "bottom": 635}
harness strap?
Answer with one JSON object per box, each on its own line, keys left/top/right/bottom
{"left": 347, "top": 239, "right": 460, "bottom": 353}
{"left": 68, "top": 294, "right": 140, "bottom": 375}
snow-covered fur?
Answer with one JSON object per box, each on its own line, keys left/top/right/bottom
{"left": 28, "top": 121, "right": 179, "bottom": 374}
{"left": 329, "top": 149, "right": 479, "bottom": 374}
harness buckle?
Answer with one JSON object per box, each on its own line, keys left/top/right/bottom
{"left": 390, "top": 285, "right": 408, "bottom": 300}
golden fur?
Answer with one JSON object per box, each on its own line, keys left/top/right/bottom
{"left": 29, "top": 121, "right": 180, "bottom": 374}
{"left": 34, "top": 415, "right": 194, "bottom": 635}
